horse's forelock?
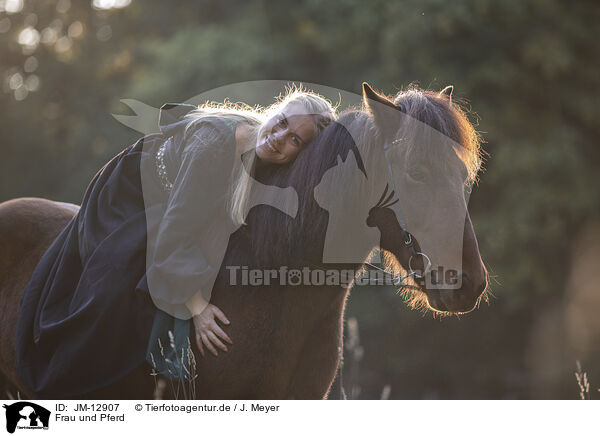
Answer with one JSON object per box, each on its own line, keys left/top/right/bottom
{"left": 393, "top": 88, "right": 483, "bottom": 184}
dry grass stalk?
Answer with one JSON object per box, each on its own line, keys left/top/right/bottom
{"left": 575, "top": 360, "right": 591, "bottom": 400}
{"left": 149, "top": 331, "right": 198, "bottom": 400}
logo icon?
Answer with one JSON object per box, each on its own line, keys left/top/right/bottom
{"left": 3, "top": 402, "right": 50, "bottom": 434}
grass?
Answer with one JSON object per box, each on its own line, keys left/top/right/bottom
{"left": 342, "top": 316, "right": 392, "bottom": 400}
{"left": 150, "top": 331, "right": 198, "bottom": 400}
{"left": 574, "top": 360, "right": 597, "bottom": 400}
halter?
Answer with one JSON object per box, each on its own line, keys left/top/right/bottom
{"left": 365, "top": 138, "right": 432, "bottom": 285}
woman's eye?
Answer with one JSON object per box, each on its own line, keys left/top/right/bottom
{"left": 291, "top": 136, "right": 300, "bottom": 146}
{"left": 278, "top": 116, "right": 287, "bottom": 126}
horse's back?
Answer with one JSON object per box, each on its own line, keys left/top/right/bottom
{"left": 0, "top": 197, "right": 79, "bottom": 267}
{"left": 0, "top": 197, "right": 78, "bottom": 397}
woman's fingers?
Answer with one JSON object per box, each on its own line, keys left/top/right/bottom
{"left": 193, "top": 306, "right": 231, "bottom": 358}
{"left": 195, "top": 334, "right": 205, "bottom": 357}
{"left": 212, "top": 306, "right": 230, "bottom": 325}
{"left": 207, "top": 331, "right": 228, "bottom": 352}
{"left": 201, "top": 333, "right": 218, "bottom": 356}
{"left": 211, "top": 322, "right": 233, "bottom": 345}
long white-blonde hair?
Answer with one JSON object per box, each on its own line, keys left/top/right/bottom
{"left": 183, "top": 85, "right": 337, "bottom": 226}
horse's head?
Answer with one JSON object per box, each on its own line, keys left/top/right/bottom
{"left": 362, "top": 83, "right": 487, "bottom": 314}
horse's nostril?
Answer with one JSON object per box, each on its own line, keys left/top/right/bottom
{"left": 461, "top": 272, "right": 470, "bottom": 290}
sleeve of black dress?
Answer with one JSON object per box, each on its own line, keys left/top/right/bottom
{"left": 146, "top": 122, "right": 234, "bottom": 309}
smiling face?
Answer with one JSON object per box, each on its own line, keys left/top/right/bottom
{"left": 255, "top": 103, "right": 318, "bottom": 164}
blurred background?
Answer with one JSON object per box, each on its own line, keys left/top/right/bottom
{"left": 1, "top": 0, "right": 599, "bottom": 399}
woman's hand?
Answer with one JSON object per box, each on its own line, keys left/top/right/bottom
{"left": 192, "top": 304, "right": 232, "bottom": 357}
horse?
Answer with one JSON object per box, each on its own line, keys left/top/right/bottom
{"left": 0, "top": 83, "right": 487, "bottom": 399}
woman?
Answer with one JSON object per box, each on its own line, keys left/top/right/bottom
{"left": 145, "top": 89, "right": 336, "bottom": 361}
{"left": 15, "top": 86, "right": 336, "bottom": 399}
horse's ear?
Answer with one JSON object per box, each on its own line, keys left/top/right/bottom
{"left": 362, "top": 82, "right": 402, "bottom": 139}
{"left": 362, "top": 82, "right": 397, "bottom": 115}
{"left": 440, "top": 85, "right": 453, "bottom": 105}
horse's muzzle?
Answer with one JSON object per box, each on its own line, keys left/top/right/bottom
{"left": 423, "top": 272, "right": 487, "bottom": 313}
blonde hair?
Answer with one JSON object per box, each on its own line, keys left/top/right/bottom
{"left": 183, "top": 85, "right": 337, "bottom": 226}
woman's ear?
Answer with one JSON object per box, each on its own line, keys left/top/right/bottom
{"left": 362, "top": 82, "right": 404, "bottom": 141}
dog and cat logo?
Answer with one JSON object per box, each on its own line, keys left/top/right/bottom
{"left": 2, "top": 402, "right": 50, "bottom": 433}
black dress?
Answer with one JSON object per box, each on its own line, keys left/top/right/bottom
{"left": 15, "top": 104, "right": 243, "bottom": 399}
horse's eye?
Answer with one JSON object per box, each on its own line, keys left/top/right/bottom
{"left": 407, "top": 167, "right": 428, "bottom": 183}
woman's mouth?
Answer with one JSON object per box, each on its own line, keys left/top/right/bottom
{"left": 264, "top": 136, "right": 279, "bottom": 153}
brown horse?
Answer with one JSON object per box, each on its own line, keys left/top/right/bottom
{"left": 0, "top": 84, "right": 487, "bottom": 399}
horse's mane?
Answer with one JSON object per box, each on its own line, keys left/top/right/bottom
{"left": 394, "top": 88, "right": 483, "bottom": 185}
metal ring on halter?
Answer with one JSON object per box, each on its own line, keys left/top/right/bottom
{"left": 408, "top": 252, "right": 432, "bottom": 279}
{"left": 403, "top": 232, "right": 412, "bottom": 246}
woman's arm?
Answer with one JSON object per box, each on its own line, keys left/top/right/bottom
{"left": 146, "top": 121, "right": 235, "bottom": 317}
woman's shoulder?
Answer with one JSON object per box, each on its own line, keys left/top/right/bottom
{"left": 159, "top": 104, "right": 256, "bottom": 160}
{"left": 183, "top": 117, "right": 237, "bottom": 153}
{"left": 158, "top": 103, "right": 238, "bottom": 140}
